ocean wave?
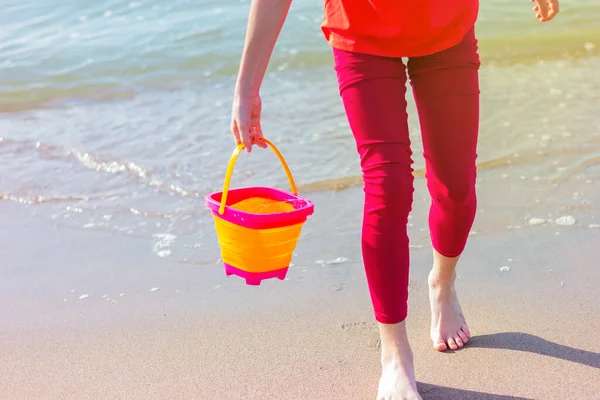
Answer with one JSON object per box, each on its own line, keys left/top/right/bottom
{"left": 0, "top": 193, "right": 106, "bottom": 205}
{"left": 0, "top": 136, "right": 202, "bottom": 201}
{"left": 1, "top": 26, "right": 599, "bottom": 113}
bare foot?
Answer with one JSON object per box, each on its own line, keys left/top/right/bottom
{"left": 428, "top": 270, "right": 471, "bottom": 351}
{"left": 376, "top": 322, "right": 423, "bottom": 400}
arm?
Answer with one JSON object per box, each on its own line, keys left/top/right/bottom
{"left": 234, "top": 0, "right": 293, "bottom": 99}
{"left": 230, "top": 0, "right": 293, "bottom": 151}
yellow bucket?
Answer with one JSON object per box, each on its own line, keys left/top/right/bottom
{"left": 205, "top": 139, "right": 314, "bottom": 285}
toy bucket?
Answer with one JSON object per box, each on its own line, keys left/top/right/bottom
{"left": 205, "top": 138, "right": 314, "bottom": 286}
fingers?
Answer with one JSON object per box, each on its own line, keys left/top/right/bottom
{"left": 534, "top": 0, "right": 549, "bottom": 21}
{"left": 230, "top": 120, "right": 266, "bottom": 153}
{"left": 230, "top": 95, "right": 267, "bottom": 153}
{"left": 230, "top": 119, "right": 252, "bottom": 153}
{"left": 547, "top": 0, "right": 559, "bottom": 21}
{"left": 533, "top": 0, "right": 559, "bottom": 22}
{"left": 230, "top": 119, "right": 241, "bottom": 145}
{"left": 252, "top": 116, "right": 268, "bottom": 149}
{"left": 239, "top": 123, "right": 253, "bottom": 153}
{"left": 230, "top": 107, "right": 254, "bottom": 152}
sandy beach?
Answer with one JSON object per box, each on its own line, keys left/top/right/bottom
{"left": 2, "top": 178, "right": 599, "bottom": 400}
{"left": 2, "top": 2, "right": 600, "bottom": 398}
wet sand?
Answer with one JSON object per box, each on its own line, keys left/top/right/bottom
{"left": 1, "top": 177, "right": 599, "bottom": 400}
{"left": 3, "top": 2, "right": 600, "bottom": 398}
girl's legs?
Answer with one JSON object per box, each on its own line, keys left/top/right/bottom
{"left": 334, "top": 49, "right": 413, "bottom": 326}
{"left": 407, "top": 28, "right": 480, "bottom": 351}
{"left": 334, "top": 50, "right": 420, "bottom": 399}
{"left": 333, "top": 27, "right": 480, "bottom": 397}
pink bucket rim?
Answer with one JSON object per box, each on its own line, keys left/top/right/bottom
{"left": 205, "top": 186, "right": 314, "bottom": 229}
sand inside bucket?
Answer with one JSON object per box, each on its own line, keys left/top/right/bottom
{"left": 230, "top": 197, "right": 296, "bottom": 214}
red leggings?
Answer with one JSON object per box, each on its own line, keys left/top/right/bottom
{"left": 334, "top": 29, "right": 480, "bottom": 324}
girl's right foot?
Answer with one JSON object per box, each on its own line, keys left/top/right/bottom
{"left": 376, "top": 321, "right": 423, "bottom": 400}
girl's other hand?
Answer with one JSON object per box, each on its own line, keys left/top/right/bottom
{"left": 230, "top": 94, "right": 268, "bottom": 153}
{"left": 532, "top": 0, "right": 559, "bottom": 22}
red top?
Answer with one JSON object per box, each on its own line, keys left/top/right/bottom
{"left": 321, "top": 0, "right": 479, "bottom": 58}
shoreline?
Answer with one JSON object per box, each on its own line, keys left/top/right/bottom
{"left": 1, "top": 189, "right": 599, "bottom": 399}
{"left": 2, "top": 2, "right": 600, "bottom": 398}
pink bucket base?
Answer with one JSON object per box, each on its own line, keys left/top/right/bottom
{"left": 224, "top": 263, "right": 289, "bottom": 286}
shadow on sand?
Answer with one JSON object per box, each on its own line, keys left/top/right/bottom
{"left": 468, "top": 332, "right": 600, "bottom": 369}
{"left": 417, "top": 332, "right": 599, "bottom": 399}
{"left": 417, "top": 382, "right": 530, "bottom": 400}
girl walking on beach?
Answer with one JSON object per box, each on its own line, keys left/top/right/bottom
{"left": 230, "top": 0, "right": 559, "bottom": 398}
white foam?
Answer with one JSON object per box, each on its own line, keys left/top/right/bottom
{"left": 327, "top": 257, "right": 349, "bottom": 265}
{"left": 499, "top": 266, "right": 511, "bottom": 272}
{"left": 555, "top": 216, "right": 576, "bottom": 226}
{"left": 79, "top": 294, "right": 89, "bottom": 300}
{"left": 152, "top": 233, "right": 176, "bottom": 258}
{"left": 150, "top": 287, "right": 159, "bottom": 292}
{"left": 156, "top": 249, "right": 172, "bottom": 258}
{"left": 528, "top": 217, "right": 546, "bottom": 226}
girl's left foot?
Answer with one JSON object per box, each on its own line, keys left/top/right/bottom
{"left": 428, "top": 270, "right": 471, "bottom": 351}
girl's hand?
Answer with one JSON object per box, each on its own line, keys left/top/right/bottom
{"left": 532, "top": 0, "right": 559, "bottom": 22}
{"left": 230, "top": 94, "right": 268, "bottom": 153}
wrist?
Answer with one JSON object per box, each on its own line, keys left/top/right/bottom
{"left": 234, "top": 77, "right": 260, "bottom": 100}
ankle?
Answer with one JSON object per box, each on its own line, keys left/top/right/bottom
{"left": 428, "top": 268, "right": 456, "bottom": 289}
{"left": 381, "top": 342, "right": 414, "bottom": 369}
{"left": 378, "top": 321, "right": 413, "bottom": 364}
{"left": 430, "top": 250, "right": 460, "bottom": 286}
{"left": 381, "top": 344, "right": 413, "bottom": 360}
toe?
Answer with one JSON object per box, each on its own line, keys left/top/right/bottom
{"left": 434, "top": 340, "right": 448, "bottom": 351}
{"left": 461, "top": 324, "right": 471, "bottom": 338}
{"left": 432, "top": 335, "right": 448, "bottom": 351}
{"left": 447, "top": 337, "right": 458, "bottom": 350}
{"left": 454, "top": 336, "right": 464, "bottom": 348}
{"left": 457, "top": 329, "right": 469, "bottom": 344}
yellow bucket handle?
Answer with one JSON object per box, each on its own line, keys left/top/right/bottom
{"left": 219, "top": 138, "right": 298, "bottom": 215}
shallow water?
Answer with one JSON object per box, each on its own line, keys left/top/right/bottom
{"left": 1, "top": 0, "right": 599, "bottom": 264}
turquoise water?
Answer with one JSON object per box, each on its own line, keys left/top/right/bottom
{"left": 2, "top": 0, "right": 599, "bottom": 109}
{"left": 1, "top": 0, "right": 600, "bottom": 263}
